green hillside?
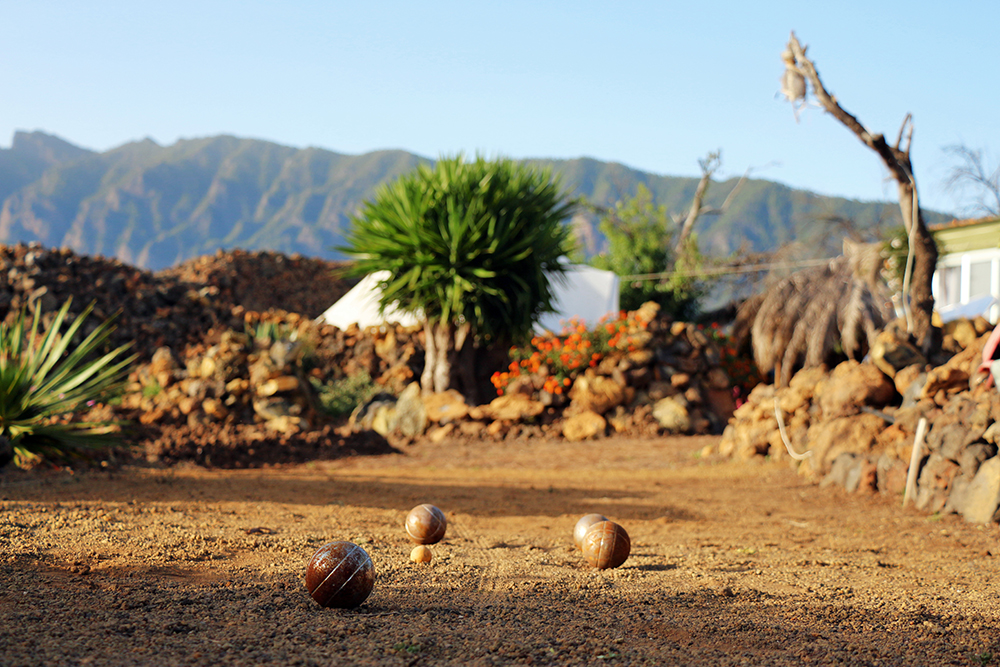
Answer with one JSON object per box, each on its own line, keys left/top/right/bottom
{"left": 0, "top": 131, "right": 949, "bottom": 269}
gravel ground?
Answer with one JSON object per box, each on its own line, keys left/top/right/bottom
{"left": 3, "top": 435, "right": 1000, "bottom": 666}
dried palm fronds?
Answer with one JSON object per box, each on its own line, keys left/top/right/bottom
{"left": 736, "top": 241, "right": 893, "bottom": 387}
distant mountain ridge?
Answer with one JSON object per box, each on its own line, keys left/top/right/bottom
{"left": 0, "top": 131, "right": 950, "bottom": 270}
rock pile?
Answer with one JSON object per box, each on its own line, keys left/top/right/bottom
{"left": 346, "top": 303, "right": 749, "bottom": 443}
{"left": 709, "top": 318, "right": 1000, "bottom": 523}
{"left": 0, "top": 243, "right": 354, "bottom": 363}
{"left": 1, "top": 241, "right": 752, "bottom": 465}
{"left": 0, "top": 243, "right": 236, "bottom": 361}
{"left": 160, "top": 248, "right": 355, "bottom": 318}
{"left": 121, "top": 308, "right": 423, "bottom": 466}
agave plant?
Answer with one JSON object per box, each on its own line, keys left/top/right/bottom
{"left": 0, "top": 300, "right": 135, "bottom": 468}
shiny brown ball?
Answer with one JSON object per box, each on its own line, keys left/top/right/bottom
{"left": 573, "top": 513, "right": 609, "bottom": 550}
{"left": 581, "top": 521, "right": 630, "bottom": 570}
{"left": 405, "top": 504, "right": 447, "bottom": 544}
{"left": 305, "top": 540, "right": 375, "bottom": 608}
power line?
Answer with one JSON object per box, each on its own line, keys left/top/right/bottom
{"left": 620, "top": 257, "right": 839, "bottom": 282}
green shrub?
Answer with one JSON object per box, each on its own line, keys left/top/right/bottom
{"left": 314, "top": 370, "right": 383, "bottom": 419}
{"left": 0, "top": 300, "right": 135, "bottom": 468}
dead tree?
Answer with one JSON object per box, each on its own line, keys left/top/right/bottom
{"left": 783, "top": 31, "right": 938, "bottom": 353}
{"left": 943, "top": 144, "right": 1000, "bottom": 218}
{"left": 672, "top": 151, "right": 749, "bottom": 255}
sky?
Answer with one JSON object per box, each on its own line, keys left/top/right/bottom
{"left": 2, "top": 1, "right": 997, "bottom": 216}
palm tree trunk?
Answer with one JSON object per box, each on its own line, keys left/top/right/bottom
{"left": 432, "top": 321, "right": 453, "bottom": 393}
{"left": 421, "top": 320, "right": 437, "bottom": 395}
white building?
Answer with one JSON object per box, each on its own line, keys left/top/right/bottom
{"left": 931, "top": 217, "right": 1000, "bottom": 324}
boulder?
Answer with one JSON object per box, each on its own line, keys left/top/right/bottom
{"left": 569, "top": 373, "right": 626, "bottom": 415}
{"left": 870, "top": 330, "right": 926, "bottom": 378}
{"left": 394, "top": 382, "right": 428, "bottom": 438}
{"left": 487, "top": 394, "right": 545, "bottom": 422}
{"left": 562, "top": 410, "right": 606, "bottom": 441}
{"left": 816, "top": 361, "right": 895, "bottom": 419}
{"left": 961, "top": 456, "right": 1000, "bottom": 524}
{"left": 422, "top": 389, "right": 469, "bottom": 423}
{"left": 652, "top": 397, "right": 690, "bottom": 433}
{"left": 921, "top": 366, "right": 970, "bottom": 399}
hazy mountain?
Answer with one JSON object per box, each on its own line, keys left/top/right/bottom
{"left": 0, "top": 131, "right": 950, "bottom": 270}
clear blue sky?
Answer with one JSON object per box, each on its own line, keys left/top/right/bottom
{"left": 3, "top": 1, "right": 997, "bottom": 216}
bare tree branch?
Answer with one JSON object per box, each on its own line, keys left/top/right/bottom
{"left": 783, "top": 31, "right": 938, "bottom": 351}
{"left": 673, "top": 151, "right": 752, "bottom": 254}
{"left": 943, "top": 144, "right": 1000, "bottom": 217}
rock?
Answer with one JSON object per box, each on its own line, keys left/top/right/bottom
{"left": 943, "top": 474, "right": 971, "bottom": 515}
{"left": 899, "top": 372, "right": 928, "bottom": 409}
{"left": 944, "top": 318, "right": 979, "bottom": 351}
{"left": 422, "top": 389, "right": 468, "bottom": 423}
{"left": 893, "top": 364, "right": 925, "bottom": 396}
{"left": 459, "top": 421, "right": 486, "bottom": 437}
{"left": 394, "top": 383, "right": 428, "bottom": 438}
{"left": 370, "top": 404, "right": 397, "bottom": 437}
{"left": 921, "top": 366, "right": 970, "bottom": 399}
{"left": 706, "top": 367, "right": 730, "bottom": 390}
{"left": 569, "top": 374, "right": 626, "bottom": 415}
{"left": 149, "top": 347, "right": 178, "bottom": 382}
{"left": 256, "top": 375, "right": 300, "bottom": 397}
{"left": 652, "top": 397, "right": 690, "bottom": 433}
{"left": 646, "top": 381, "right": 674, "bottom": 402}
{"left": 851, "top": 459, "right": 878, "bottom": 494}
{"left": 201, "top": 398, "right": 228, "bottom": 420}
{"left": 803, "top": 413, "right": 885, "bottom": 475}
{"left": 265, "top": 415, "right": 307, "bottom": 434}
{"left": 822, "top": 453, "right": 860, "bottom": 489}
{"left": 876, "top": 453, "right": 909, "bottom": 496}
{"left": 350, "top": 396, "right": 397, "bottom": 432}
{"left": 670, "top": 373, "right": 691, "bottom": 388}
{"left": 817, "top": 361, "right": 896, "bottom": 419}
{"left": 960, "top": 443, "right": 997, "bottom": 478}
{"left": 932, "top": 423, "right": 973, "bottom": 460}
{"left": 427, "top": 423, "right": 455, "bottom": 443}
{"left": 870, "top": 330, "right": 926, "bottom": 378}
{"left": 562, "top": 410, "right": 606, "bottom": 441}
{"left": 704, "top": 387, "right": 737, "bottom": 424}
{"left": 915, "top": 453, "right": 960, "bottom": 513}
{"left": 487, "top": 394, "right": 545, "bottom": 422}
{"left": 962, "top": 456, "right": 1000, "bottom": 524}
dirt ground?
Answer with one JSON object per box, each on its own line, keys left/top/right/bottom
{"left": 3, "top": 435, "right": 1000, "bottom": 666}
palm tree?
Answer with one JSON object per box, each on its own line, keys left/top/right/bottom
{"left": 736, "top": 240, "right": 892, "bottom": 387}
{"left": 340, "top": 155, "right": 576, "bottom": 399}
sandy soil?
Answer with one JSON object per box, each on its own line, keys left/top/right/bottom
{"left": 3, "top": 435, "right": 1000, "bottom": 666}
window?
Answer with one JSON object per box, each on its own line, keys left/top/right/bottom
{"left": 933, "top": 249, "right": 1000, "bottom": 323}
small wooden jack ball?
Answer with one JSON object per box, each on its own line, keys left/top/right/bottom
{"left": 405, "top": 504, "right": 447, "bottom": 544}
{"left": 305, "top": 540, "right": 375, "bottom": 608}
{"left": 574, "top": 513, "right": 609, "bottom": 550}
{"left": 410, "top": 545, "right": 433, "bottom": 564}
{"left": 581, "top": 521, "right": 630, "bottom": 570}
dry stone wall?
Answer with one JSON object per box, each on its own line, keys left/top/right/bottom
{"left": 710, "top": 319, "right": 1000, "bottom": 524}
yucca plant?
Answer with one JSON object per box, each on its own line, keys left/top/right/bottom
{"left": 0, "top": 300, "right": 135, "bottom": 468}
{"left": 340, "top": 154, "right": 576, "bottom": 398}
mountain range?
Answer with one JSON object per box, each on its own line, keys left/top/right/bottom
{"left": 0, "top": 131, "right": 950, "bottom": 270}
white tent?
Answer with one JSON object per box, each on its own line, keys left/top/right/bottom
{"left": 317, "top": 266, "right": 620, "bottom": 334}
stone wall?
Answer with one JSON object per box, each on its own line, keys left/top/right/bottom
{"left": 709, "top": 320, "right": 1000, "bottom": 523}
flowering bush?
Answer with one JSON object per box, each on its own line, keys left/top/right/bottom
{"left": 490, "top": 313, "right": 651, "bottom": 397}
